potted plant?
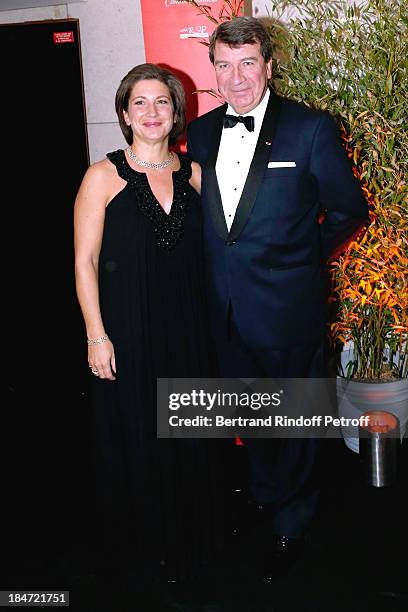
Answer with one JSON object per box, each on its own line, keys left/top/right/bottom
{"left": 186, "top": 0, "right": 408, "bottom": 449}
{"left": 264, "top": 0, "right": 408, "bottom": 450}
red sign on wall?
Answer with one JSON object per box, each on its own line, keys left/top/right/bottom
{"left": 53, "top": 31, "right": 74, "bottom": 44}
{"left": 140, "top": 0, "right": 241, "bottom": 129}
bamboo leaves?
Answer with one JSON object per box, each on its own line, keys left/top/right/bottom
{"left": 268, "top": 0, "right": 407, "bottom": 378}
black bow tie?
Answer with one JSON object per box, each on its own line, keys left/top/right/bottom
{"left": 223, "top": 114, "right": 255, "bottom": 132}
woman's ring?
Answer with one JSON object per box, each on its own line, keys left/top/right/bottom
{"left": 91, "top": 369, "right": 99, "bottom": 375}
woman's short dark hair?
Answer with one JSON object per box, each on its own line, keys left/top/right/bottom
{"left": 209, "top": 16, "right": 272, "bottom": 65}
{"left": 115, "top": 63, "right": 186, "bottom": 146}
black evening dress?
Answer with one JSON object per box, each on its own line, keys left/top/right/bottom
{"left": 90, "top": 150, "right": 220, "bottom": 579}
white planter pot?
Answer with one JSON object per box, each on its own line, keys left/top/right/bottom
{"left": 336, "top": 375, "right": 408, "bottom": 453}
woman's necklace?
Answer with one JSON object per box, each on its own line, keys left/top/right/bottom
{"left": 127, "top": 146, "right": 174, "bottom": 170}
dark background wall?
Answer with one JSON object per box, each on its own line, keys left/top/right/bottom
{"left": 1, "top": 19, "right": 91, "bottom": 574}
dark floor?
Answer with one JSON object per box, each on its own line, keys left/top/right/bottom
{"left": 2, "top": 431, "right": 407, "bottom": 612}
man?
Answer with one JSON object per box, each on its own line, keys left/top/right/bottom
{"left": 187, "top": 17, "right": 368, "bottom": 579}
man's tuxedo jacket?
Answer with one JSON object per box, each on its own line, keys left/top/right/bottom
{"left": 187, "top": 90, "right": 368, "bottom": 351}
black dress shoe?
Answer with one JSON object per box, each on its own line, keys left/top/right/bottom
{"left": 263, "top": 535, "right": 305, "bottom": 583}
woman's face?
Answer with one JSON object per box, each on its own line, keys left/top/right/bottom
{"left": 123, "top": 79, "right": 175, "bottom": 146}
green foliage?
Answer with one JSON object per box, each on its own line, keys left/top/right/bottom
{"left": 269, "top": 0, "right": 407, "bottom": 197}
{"left": 267, "top": 0, "right": 408, "bottom": 378}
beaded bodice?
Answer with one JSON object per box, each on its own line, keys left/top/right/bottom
{"left": 107, "top": 149, "right": 193, "bottom": 251}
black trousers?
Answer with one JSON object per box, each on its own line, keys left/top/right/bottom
{"left": 214, "top": 313, "right": 326, "bottom": 539}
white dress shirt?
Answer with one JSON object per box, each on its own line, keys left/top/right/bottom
{"left": 216, "top": 89, "right": 270, "bottom": 231}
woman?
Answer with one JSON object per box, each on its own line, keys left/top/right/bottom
{"left": 74, "top": 64, "right": 220, "bottom": 581}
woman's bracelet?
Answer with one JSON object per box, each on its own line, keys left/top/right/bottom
{"left": 87, "top": 334, "right": 109, "bottom": 346}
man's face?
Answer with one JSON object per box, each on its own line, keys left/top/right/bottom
{"left": 213, "top": 41, "right": 272, "bottom": 114}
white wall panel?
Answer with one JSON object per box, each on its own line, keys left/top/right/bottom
{"left": 87, "top": 121, "right": 127, "bottom": 164}
{"left": 0, "top": 3, "right": 67, "bottom": 21}
{"left": 252, "top": 0, "right": 301, "bottom": 20}
{"left": 68, "top": 0, "right": 145, "bottom": 125}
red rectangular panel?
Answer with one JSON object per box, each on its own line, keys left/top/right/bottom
{"left": 140, "top": 0, "right": 238, "bottom": 123}
{"left": 53, "top": 31, "right": 74, "bottom": 44}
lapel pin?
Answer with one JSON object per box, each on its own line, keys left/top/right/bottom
{"left": 265, "top": 141, "right": 272, "bottom": 146}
